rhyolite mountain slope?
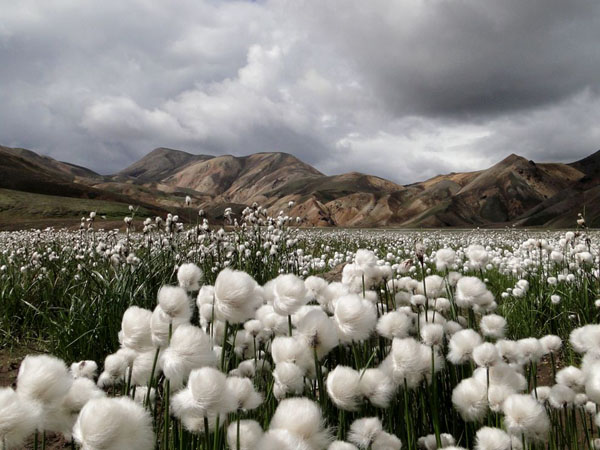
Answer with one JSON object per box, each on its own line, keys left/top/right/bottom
{"left": 1, "top": 144, "right": 600, "bottom": 228}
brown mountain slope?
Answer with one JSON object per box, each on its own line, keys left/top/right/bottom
{"left": 4, "top": 144, "right": 600, "bottom": 228}
{"left": 118, "top": 147, "right": 214, "bottom": 181}
{"left": 164, "top": 152, "right": 323, "bottom": 203}
{"left": 447, "top": 154, "right": 583, "bottom": 223}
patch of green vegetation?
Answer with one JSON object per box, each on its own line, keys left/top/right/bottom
{"left": 0, "top": 188, "right": 152, "bottom": 219}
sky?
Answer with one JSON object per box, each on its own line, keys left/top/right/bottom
{"left": 1, "top": 0, "right": 600, "bottom": 183}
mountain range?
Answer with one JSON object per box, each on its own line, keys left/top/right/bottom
{"left": 1, "top": 144, "right": 600, "bottom": 229}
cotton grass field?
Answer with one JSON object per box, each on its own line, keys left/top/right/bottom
{"left": 2, "top": 205, "right": 600, "bottom": 449}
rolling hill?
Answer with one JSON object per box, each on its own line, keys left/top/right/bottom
{"left": 1, "top": 144, "right": 599, "bottom": 228}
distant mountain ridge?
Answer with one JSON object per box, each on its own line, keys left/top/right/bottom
{"left": 1, "top": 144, "right": 600, "bottom": 228}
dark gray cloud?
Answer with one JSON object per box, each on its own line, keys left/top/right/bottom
{"left": 0, "top": 0, "right": 599, "bottom": 183}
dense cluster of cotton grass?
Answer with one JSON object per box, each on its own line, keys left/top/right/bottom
{"left": 2, "top": 203, "right": 600, "bottom": 448}
{"left": 3, "top": 219, "right": 600, "bottom": 449}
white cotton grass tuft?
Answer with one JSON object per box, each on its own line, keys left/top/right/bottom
{"left": 326, "top": 366, "right": 362, "bottom": 411}
{"left": 271, "top": 336, "right": 313, "bottom": 375}
{"left": 334, "top": 294, "right": 377, "bottom": 343}
{"left": 329, "top": 441, "right": 359, "bottom": 450}
{"left": 473, "top": 343, "right": 501, "bottom": 368}
{"left": 45, "top": 377, "right": 106, "bottom": 440}
{"left": 347, "top": 417, "right": 383, "bottom": 448}
{"left": 297, "top": 309, "right": 339, "bottom": 359}
{"left": 269, "top": 397, "right": 332, "bottom": 450}
{"left": 214, "top": 268, "right": 260, "bottom": 323}
{"left": 73, "top": 396, "right": 154, "bottom": 450}
{"left": 447, "top": 329, "right": 483, "bottom": 364}
{"left": 70, "top": 360, "right": 98, "bottom": 379}
{"left": 177, "top": 262, "right": 203, "bottom": 291}
{"left": 455, "top": 276, "right": 494, "bottom": 308}
{"left": 225, "top": 376, "right": 263, "bottom": 411}
{"left": 570, "top": 325, "right": 600, "bottom": 354}
{"left": 305, "top": 276, "right": 329, "bottom": 305}
{"left": 549, "top": 384, "right": 575, "bottom": 409}
{"left": 120, "top": 306, "right": 153, "bottom": 352}
{"left": 127, "top": 350, "right": 163, "bottom": 387}
{"left": 418, "top": 433, "right": 455, "bottom": 450}
{"left": 0, "top": 387, "right": 43, "bottom": 449}
{"left": 161, "top": 324, "right": 216, "bottom": 390}
{"left": 16, "top": 354, "right": 73, "bottom": 406}
{"left": 273, "top": 362, "right": 305, "bottom": 399}
{"left": 157, "top": 285, "right": 191, "bottom": 320}
{"left": 420, "top": 323, "right": 445, "bottom": 347}
{"left": 474, "top": 427, "right": 512, "bottom": 450}
{"left": 97, "top": 352, "right": 128, "bottom": 388}
{"left": 539, "top": 335, "right": 562, "bottom": 354}
{"left": 435, "top": 247, "right": 456, "bottom": 271}
{"left": 358, "top": 368, "right": 395, "bottom": 408}
{"left": 226, "top": 420, "right": 264, "bottom": 450}
{"left": 451, "top": 377, "right": 488, "bottom": 422}
{"left": 372, "top": 430, "right": 402, "bottom": 450}
{"left": 257, "top": 429, "right": 313, "bottom": 450}
{"left": 376, "top": 311, "right": 413, "bottom": 339}
{"left": 188, "top": 367, "right": 229, "bottom": 413}
{"left": 150, "top": 305, "right": 190, "bottom": 348}
{"left": 480, "top": 314, "right": 507, "bottom": 340}
{"left": 502, "top": 394, "right": 550, "bottom": 442}
{"left": 556, "top": 366, "right": 585, "bottom": 391}
{"left": 517, "top": 338, "right": 544, "bottom": 363}
{"left": 273, "top": 273, "right": 309, "bottom": 316}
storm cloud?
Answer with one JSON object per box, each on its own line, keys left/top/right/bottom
{"left": 1, "top": 0, "right": 599, "bottom": 183}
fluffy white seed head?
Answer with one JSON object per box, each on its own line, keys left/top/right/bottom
{"left": 70, "top": 361, "right": 98, "bottom": 380}
{"left": 502, "top": 394, "right": 550, "bottom": 442}
{"left": 372, "top": 431, "right": 402, "bottom": 450}
{"left": 73, "top": 396, "right": 154, "bottom": 450}
{"left": 273, "top": 362, "right": 305, "bottom": 399}
{"left": 157, "top": 286, "right": 191, "bottom": 319}
{"left": 161, "top": 324, "right": 216, "bottom": 390}
{"left": 348, "top": 417, "right": 383, "bottom": 448}
{"left": 17, "top": 354, "right": 73, "bottom": 405}
{"left": 475, "top": 427, "right": 512, "bottom": 450}
{"left": 188, "top": 367, "right": 228, "bottom": 412}
{"left": 214, "top": 269, "right": 259, "bottom": 323}
{"left": 226, "top": 376, "right": 263, "bottom": 411}
{"left": 150, "top": 305, "right": 190, "bottom": 347}
{"left": 326, "top": 366, "right": 362, "bottom": 411}
{"left": 359, "top": 368, "right": 395, "bottom": 408}
{"left": 227, "top": 420, "right": 264, "bottom": 450}
{"left": 273, "top": 274, "right": 309, "bottom": 316}
{"left": 556, "top": 366, "right": 585, "bottom": 391}
{"left": 480, "top": 315, "right": 507, "bottom": 340}
{"left": 473, "top": 343, "right": 501, "bottom": 368}
{"left": 329, "top": 441, "right": 359, "bottom": 450}
{"left": 448, "top": 329, "right": 483, "bottom": 364}
{"left": 376, "top": 311, "right": 413, "bottom": 339}
{"left": 0, "top": 387, "right": 43, "bottom": 449}
{"left": 539, "top": 335, "right": 562, "bottom": 354}
{"left": 120, "top": 306, "right": 153, "bottom": 352}
{"left": 257, "top": 429, "right": 313, "bottom": 450}
{"left": 177, "top": 263, "right": 203, "bottom": 291}
{"left": 269, "top": 397, "right": 332, "bottom": 450}
{"left": 297, "top": 309, "right": 339, "bottom": 359}
{"left": 418, "top": 433, "right": 455, "bottom": 450}
{"left": 420, "top": 323, "right": 445, "bottom": 346}
{"left": 452, "top": 377, "right": 488, "bottom": 422}
{"left": 334, "top": 294, "right": 377, "bottom": 343}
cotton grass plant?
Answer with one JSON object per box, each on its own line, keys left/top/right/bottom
{"left": 2, "top": 207, "right": 600, "bottom": 448}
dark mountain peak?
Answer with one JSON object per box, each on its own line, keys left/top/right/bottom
{"left": 497, "top": 153, "right": 529, "bottom": 166}
{"left": 569, "top": 149, "right": 600, "bottom": 176}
